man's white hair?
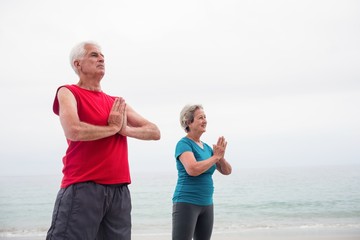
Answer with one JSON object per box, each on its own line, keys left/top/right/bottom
{"left": 69, "top": 41, "right": 101, "bottom": 75}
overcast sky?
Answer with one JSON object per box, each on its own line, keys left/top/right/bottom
{"left": 0, "top": 0, "right": 359, "bottom": 176}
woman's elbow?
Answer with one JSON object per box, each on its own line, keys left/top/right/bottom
{"left": 223, "top": 167, "right": 232, "bottom": 175}
{"left": 187, "top": 171, "right": 200, "bottom": 177}
{"left": 185, "top": 167, "right": 201, "bottom": 177}
{"left": 218, "top": 165, "right": 232, "bottom": 175}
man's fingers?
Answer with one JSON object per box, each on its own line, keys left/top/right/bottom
{"left": 112, "top": 97, "right": 126, "bottom": 112}
{"left": 112, "top": 98, "right": 120, "bottom": 111}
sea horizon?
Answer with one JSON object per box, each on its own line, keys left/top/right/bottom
{"left": 1, "top": 164, "right": 360, "bottom": 239}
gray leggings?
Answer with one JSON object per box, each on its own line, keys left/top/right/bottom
{"left": 172, "top": 202, "right": 214, "bottom": 240}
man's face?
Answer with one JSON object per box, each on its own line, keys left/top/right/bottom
{"left": 77, "top": 44, "right": 105, "bottom": 78}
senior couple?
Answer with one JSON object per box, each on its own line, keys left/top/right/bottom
{"left": 46, "top": 41, "right": 232, "bottom": 240}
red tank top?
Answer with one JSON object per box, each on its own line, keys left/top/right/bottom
{"left": 53, "top": 85, "right": 130, "bottom": 188}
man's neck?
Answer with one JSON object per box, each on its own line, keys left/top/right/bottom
{"left": 77, "top": 78, "right": 102, "bottom": 92}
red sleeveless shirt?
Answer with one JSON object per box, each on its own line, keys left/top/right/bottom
{"left": 53, "top": 85, "right": 130, "bottom": 188}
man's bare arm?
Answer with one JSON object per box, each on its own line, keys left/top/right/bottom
{"left": 119, "top": 105, "right": 160, "bottom": 140}
{"left": 58, "top": 87, "right": 125, "bottom": 141}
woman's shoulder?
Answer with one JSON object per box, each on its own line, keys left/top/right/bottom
{"left": 177, "top": 137, "right": 190, "bottom": 145}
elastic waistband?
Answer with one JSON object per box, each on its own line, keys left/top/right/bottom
{"left": 100, "top": 183, "right": 129, "bottom": 188}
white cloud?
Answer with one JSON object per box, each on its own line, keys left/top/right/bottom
{"left": 0, "top": 0, "right": 359, "bottom": 175}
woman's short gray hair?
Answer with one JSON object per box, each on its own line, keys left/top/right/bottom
{"left": 69, "top": 41, "right": 101, "bottom": 75}
{"left": 180, "top": 104, "right": 203, "bottom": 133}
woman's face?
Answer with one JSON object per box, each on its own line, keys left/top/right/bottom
{"left": 189, "top": 108, "right": 207, "bottom": 133}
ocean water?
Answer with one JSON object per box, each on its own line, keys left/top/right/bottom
{"left": 0, "top": 165, "right": 360, "bottom": 238}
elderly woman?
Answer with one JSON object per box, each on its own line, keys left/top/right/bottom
{"left": 172, "top": 104, "right": 232, "bottom": 240}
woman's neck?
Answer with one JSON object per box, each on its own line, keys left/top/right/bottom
{"left": 186, "top": 134, "right": 201, "bottom": 143}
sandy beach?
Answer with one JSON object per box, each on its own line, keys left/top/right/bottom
{"left": 133, "top": 228, "right": 360, "bottom": 240}
{"left": 131, "top": 231, "right": 360, "bottom": 240}
{"left": 2, "top": 228, "right": 360, "bottom": 240}
{"left": 2, "top": 235, "right": 360, "bottom": 240}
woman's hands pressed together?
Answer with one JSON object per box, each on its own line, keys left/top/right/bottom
{"left": 213, "top": 136, "right": 227, "bottom": 161}
{"left": 214, "top": 136, "right": 232, "bottom": 175}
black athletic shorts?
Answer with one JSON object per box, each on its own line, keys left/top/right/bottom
{"left": 46, "top": 181, "right": 131, "bottom": 240}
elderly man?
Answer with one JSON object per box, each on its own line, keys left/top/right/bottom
{"left": 47, "top": 41, "right": 160, "bottom": 240}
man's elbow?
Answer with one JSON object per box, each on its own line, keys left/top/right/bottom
{"left": 150, "top": 125, "right": 161, "bottom": 140}
{"left": 153, "top": 130, "right": 161, "bottom": 140}
{"left": 64, "top": 126, "right": 81, "bottom": 141}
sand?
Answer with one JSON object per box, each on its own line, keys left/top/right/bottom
{"left": 2, "top": 228, "right": 360, "bottom": 240}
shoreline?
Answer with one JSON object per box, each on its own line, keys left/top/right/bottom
{"left": 1, "top": 228, "right": 360, "bottom": 240}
